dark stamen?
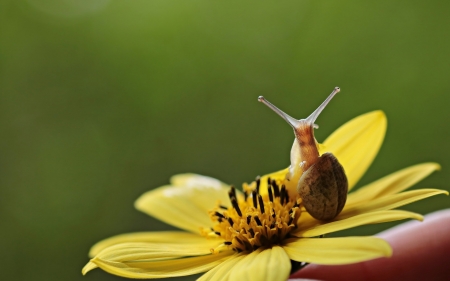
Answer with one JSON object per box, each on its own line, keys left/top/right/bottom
{"left": 280, "top": 185, "right": 286, "bottom": 205}
{"left": 270, "top": 221, "right": 275, "bottom": 228}
{"left": 228, "top": 190, "right": 234, "bottom": 201}
{"left": 268, "top": 186, "right": 274, "bottom": 202}
{"left": 244, "top": 190, "right": 248, "bottom": 201}
{"left": 272, "top": 180, "right": 280, "bottom": 197}
{"left": 243, "top": 240, "right": 253, "bottom": 251}
{"left": 215, "top": 231, "right": 221, "bottom": 236}
{"left": 288, "top": 216, "right": 294, "bottom": 225}
{"left": 231, "top": 198, "right": 242, "bottom": 216}
{"left": 215, "top": 212, "right": 225, "bottom": 219}
{"left": 260, "top": 235, "right": 269, "bottom": 245}
{"left": 255, "top": 176, "right": 261, "bottom": 194}
{"left": 267, "top": 177, "right": 272, "bottom": 187}
{"left": 249, "top": 228, "right": 255, "bottom": 237}
{"left": 254, "top": 216, "right": 262, "bottom": 226}
{"left": 247, "top": 215, "right": 251, "bottom": 224}
{"left": 272, "top": 208, "right": 276, "bottom": 218}
{"left": 252, "top": 191, "right": 258, "bottom": 208}
{"left": 270, "top": 234, "right": 279, "bottom": 244}
{"left": 258, "top": 195, "right": 265, "bottom": 213}
{"left": 230, "top": 186, "right": 236, "bottom": 198}
{"left": 235, "top": 237, "right": 244, "bottom": 245}
{"left": 219, "top": 205, "right": 228, "bottom": 210}
{"left": 228, "top": 217, "right": 234, "bottom": 226}
{"left": 224, "top": 241, "right": 232, "bottom": 245}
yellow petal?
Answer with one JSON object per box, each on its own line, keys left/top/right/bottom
{"left": 170, "top": 173, "right": 229, "bottom": 190}
{"left": 322, "top": 111, "right": 387, "bottom": 190}
{"left": 292, "top": 210, "right": 422, "bottom": 237}
{"left": 82, "top": 262, "right": 98, "bottom": 275}
{"left": 228, "top": 246, "right": 291, "bottom": 281}
{"left": 168, "top": 173, "right": 236, "bottom": 208}
{"left": 296, "top": 211, "right": 320, "bottom": 232}
{"left": 84, "top": 235, "right": 225, "bottom": 276}
{"left": 197, "top": 254, "right": 245, "bottom": 281}
{"left": 346, "top": 163, "right": 441, "bottom": 207}
{"left": 342, "top": 189, "right": 449, "bottom": 218}
{"left": 283, "top": 236, "right": 392, "bottom": 265}
{"left": 89, "top": 231, "right": 214, "bottom": 258}
{"left": 89, "top": 251, "right": 233, "bottom": 278}
{"left": 93, "top": 241, "right": 225, "bottom": 263}
{"left": 135, "top": 174, "right": 232, "bottom": 233}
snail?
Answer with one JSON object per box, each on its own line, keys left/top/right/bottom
{"left": 258, "top": 87, "right": 348, "bottom": 221}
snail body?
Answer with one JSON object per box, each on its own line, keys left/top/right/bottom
{"left": 258, "top": 87, "right": 348, "bottom": 221}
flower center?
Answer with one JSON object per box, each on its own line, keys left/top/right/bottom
{"left": 202, "top": 177, "right": 301, "bottom": 253}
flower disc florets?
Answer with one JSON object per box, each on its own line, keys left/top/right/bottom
{"left": 202, "top": 177, "right": 302, "bottom": 253}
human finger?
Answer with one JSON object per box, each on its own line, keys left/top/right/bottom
{"left": 290, "top": 209, "right": 450, "bottom": 281}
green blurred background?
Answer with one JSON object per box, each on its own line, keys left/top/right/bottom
{"left": 1, "top": 1, "right": 449, "bottom": 280}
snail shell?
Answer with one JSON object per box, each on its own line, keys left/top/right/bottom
{"left": 298, "top": 152, "right": 348, "bottom": 221}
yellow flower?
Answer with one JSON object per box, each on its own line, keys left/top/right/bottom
{"left": 82, "top": 111, "right": 447, "bottom": 280}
